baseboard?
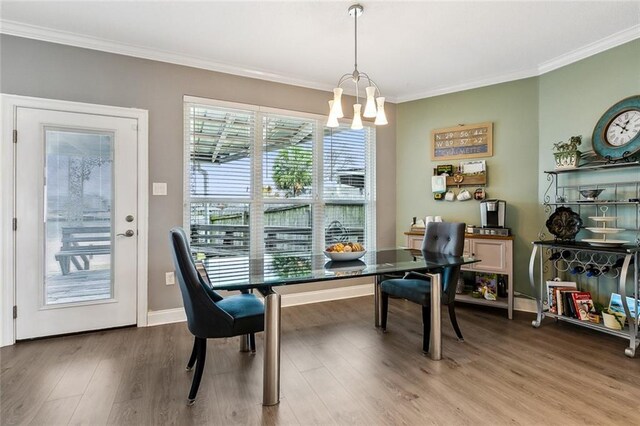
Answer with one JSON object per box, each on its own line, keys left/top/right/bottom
{"left": 147, "top": 307, "right": 186, "bottom": 326}
{"left": 280, "top": 283, "right": 373, "bottom": 308}
{"left": 514, "top": 296, "right": 538, "bottom": 313}
{"left": 147, "top": 286, "right": 535, "bottom": 327}
{"left": 146, "top": 284, "right": 374, "bottom": 326}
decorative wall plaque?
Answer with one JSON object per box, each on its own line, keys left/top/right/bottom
{"left": 431, "top": 122, "right": 493, "bottom": 161}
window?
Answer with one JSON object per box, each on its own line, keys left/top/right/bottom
{"left": 184, "top": 97, "right": 376, "bottom": 259}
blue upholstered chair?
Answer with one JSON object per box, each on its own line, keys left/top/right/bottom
{"left": 169, "top": 227, "right": 264, "bottom": 405}
{"left": 380, "top": 222, "right": 465, "bottom": 353}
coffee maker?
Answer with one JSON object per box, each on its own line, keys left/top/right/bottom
{"left": 479, "top": 199, "right": 508, "bottom": 235}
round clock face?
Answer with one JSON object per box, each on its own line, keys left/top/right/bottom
{"left": 605, "top": 110, "right": 640, "bottom": 147}
{"left": 592, "top": 95, "right": 640, "bottom": 161}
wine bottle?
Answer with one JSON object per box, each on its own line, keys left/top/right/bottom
{"left": 570, "top": 265, "right": 585, "bottom": 274}
{"left": 497, "top": 276, "right": 507, "bottom": 298}
{"left": 586, "top": 264, "right": 601, "bottom": 277}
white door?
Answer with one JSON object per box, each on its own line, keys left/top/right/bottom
{"left": 15, "top": 107, "right": 138, "bottom": 339}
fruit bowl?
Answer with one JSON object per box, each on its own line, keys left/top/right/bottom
{"left": 579, "top": 189, "right": 604, "bottom": 201}
{"left": 323, "top": 250, "right": 366, "bottom": 261}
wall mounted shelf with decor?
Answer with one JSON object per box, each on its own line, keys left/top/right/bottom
{"left": 433, "top": 160, "right": 488, "bottom": 187}
{"left": 442, "top": 172, "right": 487, "bottom": 187}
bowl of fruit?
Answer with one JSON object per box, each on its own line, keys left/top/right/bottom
{"left": 324, "top": 242, "right": 366, "bottom": 261}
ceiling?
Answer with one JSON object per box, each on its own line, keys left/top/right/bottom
{"left": 1, "top": 1, "right": 639, "bottom": 103}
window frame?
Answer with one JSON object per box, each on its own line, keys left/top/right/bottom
{"left": 183, "top": 95, "right": 376, "bottom": 258}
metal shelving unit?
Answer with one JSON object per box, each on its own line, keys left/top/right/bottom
{"left": 531, "top": 162, "right": 640, "bottom": 357}
{"left": 529, "top": 241, "right": 639, "bottom": 357}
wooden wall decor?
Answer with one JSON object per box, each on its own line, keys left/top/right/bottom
{"left": 431, "top": 122, "right": 493, "bottom": 161}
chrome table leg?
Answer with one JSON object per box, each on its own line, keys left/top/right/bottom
{"left": 263, "top": 290, "right": 281, "bottom": 405}
{"left": 374, "top": 275, "right": 381, "bottom": 327}
{"left": 427, "top": 272, "right": 442, "bottom": 361}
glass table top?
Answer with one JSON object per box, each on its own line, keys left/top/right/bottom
{"left": 199, "top": 248, "right": 478, "bottom": 291}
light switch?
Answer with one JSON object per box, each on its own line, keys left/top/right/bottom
{"left": 153, "top": 182, "right": 167, "bottom": 196}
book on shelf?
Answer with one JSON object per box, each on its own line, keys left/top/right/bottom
{"left": 571, "top": 292, "right": 595, "bottom": 321}
{"left": 546, "top": 280, "right": 577, "bottom": 313}
{"left": 554, "top": 287, "right": 578, "bottom": 316}
{"left": 561, "top": 290, "right": 579, "bottom": 318}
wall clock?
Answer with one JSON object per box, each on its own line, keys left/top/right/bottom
{"left": 592, "top": 95, "right": 640, "bottom": 161}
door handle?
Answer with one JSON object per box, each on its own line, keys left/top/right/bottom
{"left": 117, "top": 229, "right": 135, "bottom": 237}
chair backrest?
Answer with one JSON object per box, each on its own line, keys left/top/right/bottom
{"left": 169, "top": 227, "right": 232, "bottom": 337}
{"left": 422, "top": 222, "right": 465, "bottom": 304}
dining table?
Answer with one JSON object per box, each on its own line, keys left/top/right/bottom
{"left": 200, "top": 248, "right": 478, "bottom": 406}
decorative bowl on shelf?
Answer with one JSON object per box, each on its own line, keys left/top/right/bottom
{"left": 579, "top": 188, "right": 604, "bottom": 201}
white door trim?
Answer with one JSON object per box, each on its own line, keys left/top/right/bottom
{"left": 1, "top": 94, "right": 149, "bottom": 346}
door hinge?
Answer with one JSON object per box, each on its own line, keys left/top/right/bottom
{"left": 13, "top": 129, "right": 17, "bottom": 144}
{"left": 12, "top": 218, "right": 17, "bottom": 231}
{"left": 13, "top": 306, "right": 17, "bottom": 319}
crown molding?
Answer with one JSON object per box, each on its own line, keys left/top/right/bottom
{"left": 398, "top": 24, "right": 640, "bottom": 103}
{"left": 1, "top": 19, "right": 638, "bottom": 105}
{"left": 395, "top": 68, "right": 539, "bottom": 103}
{"left": 537, "top": 24, "right": 640, "bottom": 75}
{"left": 0, "top": 19, "right": 337, "bottom": 95}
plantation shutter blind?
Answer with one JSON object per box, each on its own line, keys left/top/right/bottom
{"left": 262, "top": 114, "right": 316, "bottom": 254}
{"left": 187, "top": 104, "right": 255, "bottom": 199}
{"left": 184, "top": 97, "right": 376, "bottom": 258}
{"left": 186, "top": 103, "right": 255, "bottom": 255}
{"left": 322, "top": 124, "right": 373, "bottom": 248}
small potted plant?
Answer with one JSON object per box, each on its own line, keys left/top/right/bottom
{"left": 553, "top": 135, "right": 582, "bottom": 170}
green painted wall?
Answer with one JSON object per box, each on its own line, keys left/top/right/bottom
{"left": 396, "top": 38, "right": 640, "bottom": 297}
{"left": 396, "top": 79, "right": 540, "bottom": 294}
{"left": 539, "top": 39, "right": 640, "bottom": 200}
{"left": 538, "top": 39, "right": 640, "bottom": 303}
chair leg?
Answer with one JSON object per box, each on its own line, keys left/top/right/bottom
{"left": 381, "top": 292, "right": 389, "bottom": 331}
{"left": 187, "top": 338, "right": 207, "bottom": 405}
{"left": 422, "top": 305, "right": 431, "bottom": 354}
{"left": 186, "top": 338, "right": 198, "bottom": 371}
{"left": 448, "top": 303, "right": 464, "bottom": 342}
{"left": 249, "top": 333, "right": 256, "bottom": 353}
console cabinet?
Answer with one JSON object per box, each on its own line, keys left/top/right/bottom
{"left": 405, "top": 231, "right": 514, "bottom": 319}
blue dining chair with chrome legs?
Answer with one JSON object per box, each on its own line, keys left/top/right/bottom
{"left": 380, "top": 222, "right": 466, "bottom": 353}
{"left": 169, "top": 227, "right": 264, "bottom": 405}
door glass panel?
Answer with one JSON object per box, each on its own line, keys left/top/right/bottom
{"left": 44, "top": 128, "right": 113, "bottom": 305}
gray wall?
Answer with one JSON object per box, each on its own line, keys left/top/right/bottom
{"left": 0, "top": 35, "right": 397, "bottom": 311}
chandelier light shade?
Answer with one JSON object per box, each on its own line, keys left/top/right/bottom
{"left": 327, "top": 100, "right": 340, "bottom": 128}
{"left": 327, "top": 4, "right": 387, "bottom": 129}
{"left": 374, "top": 96, "right": 387, "bottom": 125}
{"left": 352, "top": 104, "right": 363, "bottom": 130}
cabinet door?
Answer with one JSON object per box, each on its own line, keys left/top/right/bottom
{"left": 470, "top": 240, "right": 507, "bottom": 273}
{"left": 408, "top": 235, "right": 423, "bottom": 250}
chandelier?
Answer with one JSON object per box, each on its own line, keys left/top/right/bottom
{"left": 327, "top": 4, "right": 387, "bottom": 130}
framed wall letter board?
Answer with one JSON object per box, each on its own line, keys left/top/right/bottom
{"left": 431, "top": 122, "right": 493, "bottom": 161}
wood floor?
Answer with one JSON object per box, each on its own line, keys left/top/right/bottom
{"left": 2, "top": 296, "right": 639, "bottom": 425}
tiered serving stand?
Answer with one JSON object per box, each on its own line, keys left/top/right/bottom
{"left": 583, "top": 206, "right": 629, "bottom": 247}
